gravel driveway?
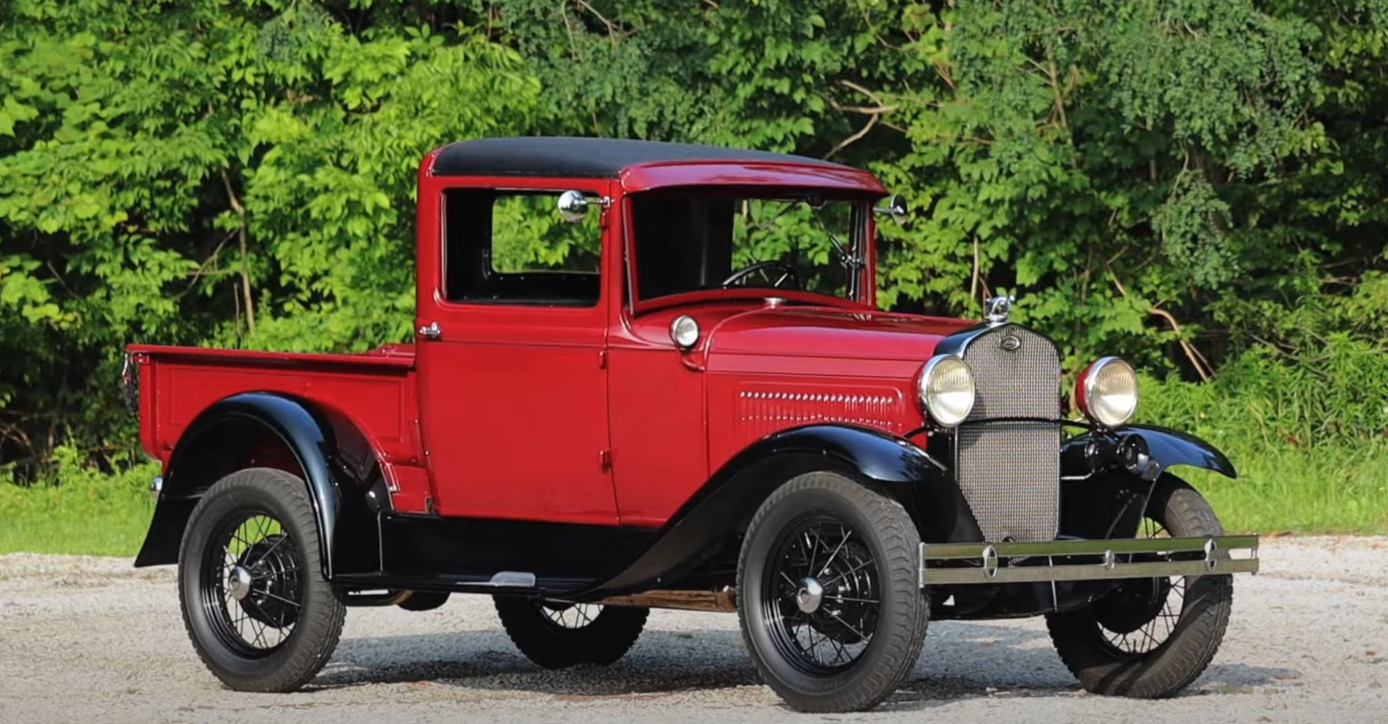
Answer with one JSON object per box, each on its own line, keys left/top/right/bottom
{"left": 2, "top": 537, "right": 1385, "bottom": 723}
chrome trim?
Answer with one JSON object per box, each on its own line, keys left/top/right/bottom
{"left": 485, "top": 571, "right": 537, "bottom": 587}
{"left": 1080, "top": 356, "right": 1137, "bottom": 427}
{"left": 417, "top": 321, "right": 442, "bottom": 340}
{"left": 670, "top": 314, "right": 700, "bottom": 350}
{"left": 916, "top": 354, "right": 975, "bottom": 428}
{"left": 150, "top": 475, "right": 163, "bottom": 502}
{"left": 984, "top": 295, "right": 1015, "bottom": 326}
{"left": 795, "top": 577, "right": 826, "bottom": 614}
{"left": 919, "top": 534, "right": 1259, "bottom": 585}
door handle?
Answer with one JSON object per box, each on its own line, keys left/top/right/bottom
{"left": 417, "top": 321, "right": 442, "bottom": 340}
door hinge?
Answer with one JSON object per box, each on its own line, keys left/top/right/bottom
{"left": 599, "top": 449, "right": 612, "bottom": 471}
{"left": 597, "top": 349, "right": 607, "bottom": 369}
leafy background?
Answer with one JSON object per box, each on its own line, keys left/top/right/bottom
{"left": 2, "top": 0, "right": 1387, "bottom": 534}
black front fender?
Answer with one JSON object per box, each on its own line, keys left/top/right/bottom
{"left": 1062, "top": 423, "right": 1237, "bottom": 480}
{"left": 592, "top": 424, "right": 981, "bottom": 594}
{"left": 1058, "top": 423, "right": 1235, "bottom": 540}
{"left": 1122, "top": 424, "right": 1237, "bottom": 478}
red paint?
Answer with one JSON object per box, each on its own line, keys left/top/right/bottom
{"left": 131, "top": 141, "right": 978, "bottom": 527}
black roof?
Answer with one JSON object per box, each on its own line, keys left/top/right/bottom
{"left": 431, "top": 137, "right": 853, "bottom": 179}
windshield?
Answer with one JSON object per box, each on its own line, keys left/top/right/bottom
{"left": 629, "top": 190, "right": 864, "bottom": 304}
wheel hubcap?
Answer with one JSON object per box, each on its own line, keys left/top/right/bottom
{"left": 227, "top": 566, "right": 253, "bottom": 601}
{"left": 796, "top": 577, "right": 825, "bottom": 614}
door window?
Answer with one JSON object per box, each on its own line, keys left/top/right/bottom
{"left": 442, "top": 189, "right": 602, "bottom": 306}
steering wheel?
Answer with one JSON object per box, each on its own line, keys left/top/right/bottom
{"left": 720, "top": 261, "right": 802, "bottom": 290}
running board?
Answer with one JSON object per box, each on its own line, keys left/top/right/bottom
{"left": 919, "top": 534, "right": 1260, "bottom": 586}
{"left": 331, "top": 572, "right": 593, "bottom": 597}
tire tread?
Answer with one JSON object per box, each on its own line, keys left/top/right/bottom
{"left": 178, "top": 468, "right": 346, "bottom": 692}
{"left": 1046, "top": 476, "right": 1233, "bottom": 698}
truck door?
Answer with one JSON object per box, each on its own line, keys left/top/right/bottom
{"left": 413, "top": 183, "right": 618, "bottom": 525}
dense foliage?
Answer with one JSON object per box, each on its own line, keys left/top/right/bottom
{"left": 2, "top": 0, "right": 1387, "bottom": 482}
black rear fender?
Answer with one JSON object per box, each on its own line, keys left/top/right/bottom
{"left": 594, "top": 424, "right": 981, "bottom": 594}
{"left": 134, "top": 392, "right": 390, "bottom": 578}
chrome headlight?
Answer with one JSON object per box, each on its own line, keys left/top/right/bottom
{"left": 1077, "top": 356, "right": 1138, "bottom": 427}
{"left": 918, "top": 355, "right": 976, "bottom": 428}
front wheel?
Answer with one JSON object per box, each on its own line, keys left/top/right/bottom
{"left": 737, "top": 471, "right": 928, "bottom": 713}
{"left": 178, "top": 468, "right": 346, "bottom": 692}
{"left": 1046, "top": 474, "right": 1234, "bottom": 698}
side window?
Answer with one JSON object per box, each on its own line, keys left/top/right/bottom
{"left": 442, "top": 188, "right": 602, "bottom": 306}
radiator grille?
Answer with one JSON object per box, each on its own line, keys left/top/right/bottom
{"left": 956, "top": 325, "right": 1062, "bottom": 542}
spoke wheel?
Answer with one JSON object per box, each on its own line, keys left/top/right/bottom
{"left": 1047, "top": 474, "right": 1233, "bottom": 698}
{"left": 737, "top": 471, "right": 927, "bottom": 713}
{"left": 178, "top": 468, "right": 345, "bottom": 692}
{"left": 495, "top": 596, "right": 648, "bottom": 669}
{"left": 203, "top": 513, "right": 303, "bottom": 657}
{"left": 539, "top": 601, "right": 603, "bottom": 629}
{"left": 763, "top": 517, "right": 880, "bottom": 674}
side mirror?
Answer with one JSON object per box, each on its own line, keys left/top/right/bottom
{"left": 557, "top": 190, "right": 589, "bottom": 223}
{"left": 874, "top": 193, "right": 909, "bottom": 226}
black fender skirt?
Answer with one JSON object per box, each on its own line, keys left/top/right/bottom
{"left": 134, "top": 392, "right": 387, "bottom": 578}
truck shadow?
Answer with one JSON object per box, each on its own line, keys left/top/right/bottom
{"left": 314, "top": 621, "right": 1300, "bottom": 705}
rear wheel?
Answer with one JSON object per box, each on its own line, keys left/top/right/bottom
{"left": 1046, "top": 475, "right": 1233, "bottom": 697}
{"left": 178, "top": 468, "right": 346, "bottom": 692}
{"left": 494, "top": 597, "right": 648, "bottom": 668}
{"left": 396, "top": 591, "right": 450, "bottom": 612}
{"left": 737, "top": 471, "right": 928, "bottom": 713}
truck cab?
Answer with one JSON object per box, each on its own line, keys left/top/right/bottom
{"left": 127, "top": 137, "right": 1259, "bottom": 712}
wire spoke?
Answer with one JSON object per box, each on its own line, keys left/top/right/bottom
{"left": 824, "top": 594, "right": 878, "bottom": 604}
{"left": 249, "top": 533, "right": 288, "bottom": 568}
{"left": 256, "top": 590, "right": 301, "bottom": 610}
{"left": 821, "top": 558, "right": 873, "bottom": 587}
{"left": 824, "top": 609, "right": 869, "bottom": 641}
{"left": 817, "top": 529, "right": 852, "bottom": 578}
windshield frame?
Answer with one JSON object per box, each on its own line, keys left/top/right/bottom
{"left": 621, "top": 186, "right": 879, "bottom": 316}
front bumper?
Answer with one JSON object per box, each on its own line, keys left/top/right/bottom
{"left": 920, "top": 534, "right": 1259, "bottom": 586}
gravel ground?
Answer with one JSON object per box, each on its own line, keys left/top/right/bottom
{"left": 1, "top": 537, "right": 1385, "bottom": 724}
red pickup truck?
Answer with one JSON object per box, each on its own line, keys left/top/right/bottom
{"left": 126, "top": 137, "right": 1258, "bottom": 712}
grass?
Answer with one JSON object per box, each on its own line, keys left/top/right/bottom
{"left": 0, "top": 459, "right": 159, "bottom": 556}
{"left": 1180, "top": 444, "right": 1388, "bottom": 535}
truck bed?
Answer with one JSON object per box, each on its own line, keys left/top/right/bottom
{"left": 128, "top": 343, "right": 421, "bottom": 475}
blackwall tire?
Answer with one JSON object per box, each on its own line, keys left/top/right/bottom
{"left": 494, "top": 597, "right": 648, "bottom": 669}
{"left": 177, "top": 467, "right": 346, "bottom": 692}
{"left": 736, "top": 471, "right": 928, "bottom": 713}
{"left": 1046, "top": 474, "right": 1234, "bottom": 698}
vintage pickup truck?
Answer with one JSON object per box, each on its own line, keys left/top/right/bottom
{"left": 126, "top": 137, "right": 1258, "bottom": 712}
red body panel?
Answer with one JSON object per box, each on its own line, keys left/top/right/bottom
{"left": 129, "top": 343, "right": 432, "bottom": 511}
{"left": 131, "top": 145, "right": 969, "bottom": 527}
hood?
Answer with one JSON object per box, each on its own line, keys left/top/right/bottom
{"left": 704, "top": 306, "right": 975, "bottom": 366}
